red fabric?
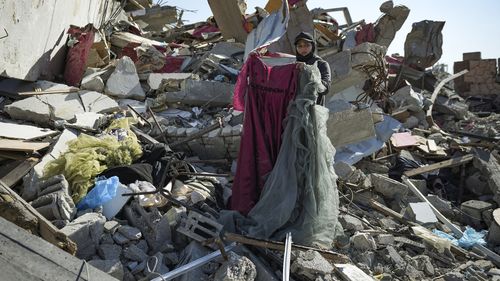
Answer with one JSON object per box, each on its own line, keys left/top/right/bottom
{"left": 230, "top": 54, "right": 299, "bottom": 215}
{"left": 119, "top": 43, "right": 182, "bottom": 73}
{"left": 192, "top": 24, "right": 219, "bottom": 38}
{"left": 355, "top": 23, "right": 376, "bottom": 45}
{"left": 64, "top": 24, "right": 95, "bottom": 86}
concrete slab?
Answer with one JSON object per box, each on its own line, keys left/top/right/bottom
{"left": 105, "top": 56, "right": 145, "bottom": 100}
{"left": 406, "top": 202, "right": 438, "bottom": 225}
{"left": 79, "top": 90, "right": 120, "bottom": 113}
{"left": 161, "top": 79, "right": 235, "bottom": 106}
{"left": 60, "top": 212, "right": 106, "bottom": 259}
{"left": 326, "top": 105, "right": 376, "bottom": 147}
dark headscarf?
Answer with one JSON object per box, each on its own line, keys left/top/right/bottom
{"left": 294, "top": 31, "right": 316, "bottom": 63}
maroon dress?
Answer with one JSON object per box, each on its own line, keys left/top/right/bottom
{"left": 231, "top": 54, "right": 299, "bottom": 215}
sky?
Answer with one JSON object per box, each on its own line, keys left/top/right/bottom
{"left": 158, "top": 0, "right": 500, "bottom": 70}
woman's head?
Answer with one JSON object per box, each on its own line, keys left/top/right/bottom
{"left": 294, "top": 32, "right": 315, "bottom": 62}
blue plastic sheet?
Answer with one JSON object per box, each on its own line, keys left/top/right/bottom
{"left": 433, "top": 226, "right": 487, "bottom": 249}
{"left": 76, "top": 176, "right": 120, "bottom": 210}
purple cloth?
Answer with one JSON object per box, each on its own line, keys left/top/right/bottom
{"left": 231, "top": 54, "right": 299, "bottom": 215}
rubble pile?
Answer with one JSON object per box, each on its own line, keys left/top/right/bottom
{"left": 1, "top": 0, "right": 500, "bottom": 280}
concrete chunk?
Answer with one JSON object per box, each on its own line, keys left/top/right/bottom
{"left": 98, "top": 244, "right": 122, "bottom": 260}
{"left": 105, "top": 56, "right": 145, "bottom": 100}
{"left": 406, "top": 202, "right": 438, "bottom": 225}
{"left": 123, "top": 244, "right": 148, "bottom": 262}
{"left": 147, "top": 73, "right": 195, "bottom": 90}
{"left": 79, "top": 90, "right": 120, "bottom": 114}
{"left": 326, "top": 102, "right": 376, "bottom": 147}
{"left": 60, "top": 212, "right": 106, "bottom": 259}
{"left": 88, "top": 259, "right": 124, "bottom": 280}
{"left": 160, "top": 79, "right": 234, "bottom": 106}
{"left": 350, "top": 233, "right": 377, "bottom": 250}
{"left": 81, "top": 74, "right": 105, "bottom": 92}
{"left": 117, "top": 225, "right": 142, "bottom": 240}
{"left": 214, "top": 252, "right": 256, "bottom": 281}
{"left": 371, "top": 174, "right": 408, "bottom": 199}
{"left": 291, "top": 250, "right": 333, "bottom": 280}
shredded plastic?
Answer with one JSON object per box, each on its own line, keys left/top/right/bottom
{"left": 433, "top": 226, "right": 487, "bottom": 249}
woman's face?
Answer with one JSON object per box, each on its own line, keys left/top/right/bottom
{"left": 296, "top": 40, "right": 313, "bottom": 56}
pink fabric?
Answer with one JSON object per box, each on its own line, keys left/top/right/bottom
{"left": 355, "top": 23, "right": 376, "bottom": 45}
{"left": 230, "top": 54, "right": 299, "bottom": 215}
{"left": 192, "top": 24, "right": 219, "bottom": 38}
{"left": 64, "top": 24, "right": 95, "bottom": 86}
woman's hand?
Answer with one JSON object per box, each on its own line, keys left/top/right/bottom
{"left": 296, "top": 62, "right": 306, "bottom": 70}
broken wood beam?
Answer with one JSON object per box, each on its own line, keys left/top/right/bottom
{"left": 0, "top": 180, "right": 76, "bottom": 254}
{"left": 223, "top": 232, "right": 350, "bottom": 263}
{"left": 0, "top": 157, "right": 39, "bottom": 188}
{"left": 403, "top": 154, "right": 474, "bottom": 177}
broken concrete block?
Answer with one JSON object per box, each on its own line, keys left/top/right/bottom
{"left": 406, "top": 202, "right": 438, "bottom": 225}
{"left": 79, "top": 90, "right": 120, "bottom": 114}
{"left": 351, "top": 43, "right": 387, "bottom": 66}
{"left": 461, "top": 200, "right": 494, "bottom": 228}
{"left": 113, "top": 231, "right": 131, "bottom": 245}
{"left": 60, "top": 212, "right": 106, "bottom": 259}
{"left": 147, "top": 73, "right": 195, "bottom": 91}
{"left": 350, "top": 233, "right": 377, "bottom": 251}
{"left": 104, "top": 220, "right": 120, "bottom": 234}
{"left": 374, "top": 4, "right": 410, "bottom": 47}
{"left": 5, "top": 93, "right": 85, "bottom": 125}
{"left": 376, "top": 234, "right": 395, "bottom": 246}
{"left": 326, "top": 102, "right": 376, "bottom": 147}
{"left": 159, "top": 79, "right": 234, "bottom": 106}
{"left": 81, "top": 74, "right": 105, "bottom": 92}
{"left": 98, "top": 243, "right": 122, "bottom": 260}
{"left": 214, "top": 252, "right": 256, "bottom": 281}
{"left": 371, "top": 174, "right": 408, "bottom": 199}
{"left": 164, "top": 251, "right": 180, "bottom": 266}
{"left": 339, "top": 214, "right": 364, "bottom": 232}
{"left": 473, "top": 155, "right": 500, "bottom": 207}
{"left": 136, "top": 239, "right": 149, "bottom": 255}
{"left": 333, "top": 161, "right": 356, "bottom": 180}
{"left": 105, "top": 56, "right": 145, "bottom": 100}
{"left": 443, "top": 271, "right": 466, "bottom": 281}
{"left": 88, "top": 259, "right": 124, "bottom": 280}
{"left": 427, "top": 195, "right": 454, "bottom": 218}
{"left": 123, "top": 244, "right": 148, "bottom": 262}
{"left": 117, "top": 225, "right": 142, "bottom": 241}
{"left": 291, "top": 250, "right": 334, "bottom": 280}
{"left": 30, "top": 191, "right": 76, "bottom": 222}
{"left": 488, "top": 209, "right": 500, "bottom": 246}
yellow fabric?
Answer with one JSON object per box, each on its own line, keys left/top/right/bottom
{"left": 44, "top": 118, "right": 142, "bottom": 203}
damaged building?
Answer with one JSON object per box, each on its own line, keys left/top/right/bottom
{"left": 1, "top": 0, "right": 500, "bottom": 281}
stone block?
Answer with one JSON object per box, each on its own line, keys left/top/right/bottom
{"left": 113, "top": 232, "right": 130, "bottom": 245}
{"left": 350, "top": 233, "right": 376, "bottom": 250}
{"left": 291, "top": 250, "right": 334, "bottom": 280}
{"left": 461, "top": 200, "right": 494, "bottom": 228}
{"left": 427, "top": 195, "right": 454, "bottom": 218}
{"left": 123, "top": 244, "right": 148, "bottom": 262}
{"left": 161, "top": 79, "right": 234, "bottom": 106}
{"left": 98, "top": 244, "right": 122, "bottom": 260}
{"left": 147, "top": 72, "right": 195, "bottom": 90}
{"left": 376, "top": 234, "right": 395, "bottom": 246}
{"left": 60, "top": 212, "right": 106, "bottom": 259}
{"left": 104, "top": 220, "right": 120, "bottom": 234}
{"left": 371, "top": 174, "right": 408, "bottom": 199}
{"left": 88, "top": 259, "right": 124, "bottom": 280}
{"left": 406, "top": 202, "right": 438, "bottom": 225}
{"left": 339, "top": 214, "right": 364, "bottom": 232}
{"left": 463, "top": 52, "right": 482, "bottom": 61}
{"left": 214, "top": 252, "right": 256, "bottom": 281}
{"left": 81, "top": 74, "right": 105, "bottom": 92}
{"left": 326, "top": 106, "right": 376, "bottom": 147}
{"left": 117, "top": 225, "right": 142, "bottom": 241}
{"left": 105, "top": 56, "right": 145, "bottom": 100}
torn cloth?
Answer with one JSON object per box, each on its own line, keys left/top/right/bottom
{"left": 230, "top": 53, "right": 299, "bottom": 215}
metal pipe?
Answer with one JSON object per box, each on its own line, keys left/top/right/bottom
{"left": 151, "top": 243, "right": 236, "bottom": 281}
{"left": 282, "top": 233, "right": 292, "bottom": 281}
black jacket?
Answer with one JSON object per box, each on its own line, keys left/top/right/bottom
{"left": 294, "top": 32, "right": 331, "bottom": 105}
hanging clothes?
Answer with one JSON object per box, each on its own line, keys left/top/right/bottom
{"left": 231, "top": 53, "right": 299, "bottom": 215}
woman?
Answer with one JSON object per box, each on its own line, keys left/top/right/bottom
{"left": 294, "top": 31, "right": 331, "bottom": 105}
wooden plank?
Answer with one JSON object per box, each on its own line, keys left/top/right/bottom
{"left": 0, "top": 217, "right": 117, "bottom": 281}
{"left": 403, "top": 154, "right": 474, "bottom": 177}
{"left": 0, "top": 139, "right": 50, "bottom": 152}
{"left": 0, "top": 121, "right": 58, "bottom": 140}
{"left": 1, "top": 157, "right": 39, "bottom": 188}
{"left": 0, "top": 180, "right": 77, "bottom": 254}
{"left": 0, "top": 150, "right": 28, "bottom": 160}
